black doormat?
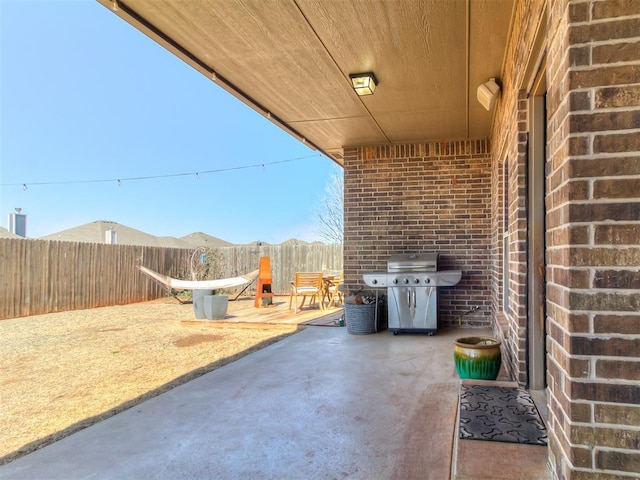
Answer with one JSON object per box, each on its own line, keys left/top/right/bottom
{"left": 459, "top": 384, "right": 548, "bottom": 446}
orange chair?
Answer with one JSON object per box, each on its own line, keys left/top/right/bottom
{"left": 255, "top": 257, "right": 274, "bottom": 308}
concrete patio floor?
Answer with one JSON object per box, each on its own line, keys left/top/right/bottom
{"left": 1, "top": 324, "right": 549, "bottom": 479}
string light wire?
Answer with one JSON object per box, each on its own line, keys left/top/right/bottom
{"left": 2, "top": 154, "right": 321, "bottom": 189}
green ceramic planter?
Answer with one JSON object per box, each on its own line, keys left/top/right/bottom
{"left": 454, "top": 336, "right": 502, "bottom": 380}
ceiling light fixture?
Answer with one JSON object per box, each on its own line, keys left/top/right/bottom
{"left": 349, "top": 72, "right": 378, "bottom": 96}
{"left": 477, "top": 78, "right": 501, "bottom": 111}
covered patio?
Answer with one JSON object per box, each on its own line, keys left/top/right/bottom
{"left": 0, "top": 323, "right": 548, "bottom": 479}
{"left": 21, "top": 1, "right": 638, "bottom": 479}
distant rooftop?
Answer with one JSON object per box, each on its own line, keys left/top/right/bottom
{"left": 0, "top": 226, "right": 23, "bottom": 239}
{"left": 24, "top": 220, "right": 316, "bottom": 248}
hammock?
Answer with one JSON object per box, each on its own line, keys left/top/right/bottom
{"left": 138, "top": 265, "right": 259, "bottom": 291}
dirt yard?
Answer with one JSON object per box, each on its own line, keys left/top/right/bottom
{"left": 0, "top": 297, "right": 317, "bottom": 464}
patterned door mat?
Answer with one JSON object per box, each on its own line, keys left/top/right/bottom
{"left": 459, "top": 384, "right": 548, "bottom": 446}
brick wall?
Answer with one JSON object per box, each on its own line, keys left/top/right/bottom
{"left": 490, "top": 0, "right": 547, "bottom": 386}
{"left": 545, "top": 1, "right": 640, "bottom": 478}
{"left": 343, "top": 140, "right": 492, "bottom": 327}
{"left": 504, "top": 91, "right": 531, "bottom": 385}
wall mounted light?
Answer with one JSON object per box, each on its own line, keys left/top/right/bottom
{"left": 349, "top": 72, "right": 378, "bottom": 96}
{"left": 477, "top": 78, "right": 500, "bottom": 111}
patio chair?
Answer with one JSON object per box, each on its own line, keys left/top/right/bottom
{"left": 289, "top": 272, "right": 324, "bottom": 313}
{"left": 323, "top": 273, "right": 344, "bottom": 308}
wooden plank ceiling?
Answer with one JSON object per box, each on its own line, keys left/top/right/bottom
{"left": 98, "top": 0, "right": 513, "bottom": 165}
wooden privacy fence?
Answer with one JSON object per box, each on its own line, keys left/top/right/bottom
{"left": 0, "top": 238, "right": 342, "bottom": 320}
{"left": 215, "top": 243, "right": 343, "bottom": 295}
{"left": 0, "top": 239, "right": 192, "bottom": 320}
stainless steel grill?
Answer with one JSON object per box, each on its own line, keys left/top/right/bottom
{"left": 362, "top": 252, "right": 461, "bottom": 335}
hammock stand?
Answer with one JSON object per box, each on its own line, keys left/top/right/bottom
{"left": 137, "top": 265, "right": 259, "bottom": 303}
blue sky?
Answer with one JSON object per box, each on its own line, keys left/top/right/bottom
{"left": 0, "top": 0, "right": 339, "bottom": 244}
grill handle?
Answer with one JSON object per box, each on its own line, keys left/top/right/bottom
{"left": 407, "top": 288, "right": 416, "bottom": 311}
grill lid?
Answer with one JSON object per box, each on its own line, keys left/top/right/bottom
{"left": 387, "top": 252, "right": 438, "bottom": 272}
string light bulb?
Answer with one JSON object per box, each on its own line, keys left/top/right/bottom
{"left": 1, "top": 154, "right": 321, "bottom": 189}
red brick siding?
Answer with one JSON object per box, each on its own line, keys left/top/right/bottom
{"left": 489, "top": 148, "right": 504, "bottom": 318}
{"left": 491, "top": 0, "right": 548, "bottom": 387}
{"left": 343, "top": 141, "right": 492, "bottom": 327}
{"left": 545, "top": 1, "right": 640, "bottom": 479}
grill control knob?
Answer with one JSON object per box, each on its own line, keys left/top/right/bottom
{"left": 403, "top": 278, "right": 409, "bottom": 284}
{"left": 414, "top": 278, "right": 420, "bottom": 284}
{"left": 393, "top": 278, "right": 398, "bottom": 285}
{"left": 372, "top": 279, "right": 378, "bottom": 285}
{"left": 425, "top": 277, "right": 431, "bottom": 284}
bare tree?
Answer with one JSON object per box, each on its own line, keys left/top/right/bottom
{"left": 315, "top": 166, "right": 343, "bottom": 244}
{"left": 189, "top": 247, "right": 224, "bottom": 282}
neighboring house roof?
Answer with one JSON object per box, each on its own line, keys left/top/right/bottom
{"left": 280, "top": 238, "right": 316, "bottom": 246}
{"left": 39, "top": 220, "right": 191, "bottom": 248}
{"left": 34, "top": 220, "right": 310, "bottom": 247}
{"left": 180, "top": 232, "right": 234, "bottom": 248}
{"left": 0, "top": 227, "right": 23, "bottom": 239}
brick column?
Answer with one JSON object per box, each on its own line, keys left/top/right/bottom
{"left": 546, "top": 1, "right": 640, "bottom": 478}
